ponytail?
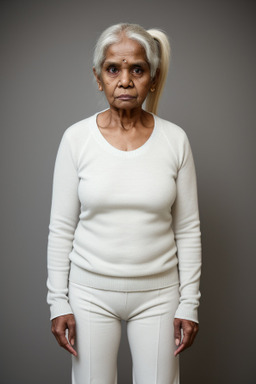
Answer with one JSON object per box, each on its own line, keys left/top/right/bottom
{"left": 146, "top": 29, "right": 171, "bottom": 115}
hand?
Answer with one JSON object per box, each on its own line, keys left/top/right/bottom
{"left": 51, "top": 314, "right": 77, "bottom": 356}
{"left": 173, "top": 318, "right": 199, "bottom": 356}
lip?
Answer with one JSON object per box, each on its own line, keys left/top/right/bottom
{"left": 116, "top": 95, "right": 136, "bottom": 100}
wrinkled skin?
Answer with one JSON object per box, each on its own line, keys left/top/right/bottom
{"left": 173, "top": 318, "right": 199, "bottom": 356}
{"left": 51, "top": 314, "right": 77, "bottom": 356}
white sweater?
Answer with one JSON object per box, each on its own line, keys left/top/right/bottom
{"left": 47, "top": 111, "right": 202, "bottom": 322}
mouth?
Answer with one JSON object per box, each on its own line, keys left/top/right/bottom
{"left": 116, "top": 95, "right": 136, "bottom": 101}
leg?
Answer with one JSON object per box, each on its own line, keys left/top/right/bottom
{"left": 69, "top": 282, "right": 122, "bottom": 384}
{"left": 126, "top": 286, "right": 180, "bottom": 384}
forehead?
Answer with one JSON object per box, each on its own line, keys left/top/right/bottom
{"left": 104, "top": 37, "right": 147, "bottom": 62}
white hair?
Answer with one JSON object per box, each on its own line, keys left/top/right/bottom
{"left": 93, "top": 23, "right": 171, "bottom": 115}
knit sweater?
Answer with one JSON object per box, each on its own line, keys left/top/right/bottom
{"left": 47, "top": 111, "right": 202, "bottom": 322}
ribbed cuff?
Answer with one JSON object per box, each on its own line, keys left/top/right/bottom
{"left": 50, "top": 301, "right": 73, "bottom": 321}
{"left": 174, "top": 305, "right": 199, "bottom": 323}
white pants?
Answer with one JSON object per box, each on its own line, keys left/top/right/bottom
{"left": 69, "top": 281, "right": 180, "bottom": 384}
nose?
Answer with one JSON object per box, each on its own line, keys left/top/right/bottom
{"left": 118, "top": 70, "right": 133, "bottom": 88}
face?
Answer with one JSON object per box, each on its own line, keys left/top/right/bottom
{"left": 94, "top": 37, "right": 157, "bottom": 111}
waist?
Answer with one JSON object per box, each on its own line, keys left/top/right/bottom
{"left": 69, "top": 262, "right": 179, "bottom": 292}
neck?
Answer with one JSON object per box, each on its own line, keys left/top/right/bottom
{"left": 107, "top": 107, "right": 148, "bottom": 131}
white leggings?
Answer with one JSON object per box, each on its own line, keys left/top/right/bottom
{"left": 69, "top": 281, "right": 180, "bottom": 384}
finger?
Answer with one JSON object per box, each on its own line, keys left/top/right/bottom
{"left": 173, "top": 319, "right": 182, "bottom": 346}
{"left": 189, "top": 324, "right": 199, "bottom": 346}
{"left": 52, "top": 320, "right": 78, "bottom": 357}
{"left": 174, "top": 342, "right": 186, "bottom": 356}
{"left": 183, "top": 322, "right": 198, "bottom": 347}
{"left": 64, "top": 343, "right": 77, "bottom": 357}
{"left": 67, "top": 318, "right": 76, "bottom": 346}
{"left": 56, "top": 332, "right": 78, "bottom": 357}
{"left": 182, "top": 328, "right": 193, "bottom": 347}
{"left": 174, "top": 331, "right": 190, "bottom": 356}
{"left": 174, "top": 322, "right": 198, "bottom": 356}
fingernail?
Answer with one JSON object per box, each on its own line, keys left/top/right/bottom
{"left": 71, "top": 339, "right": 74, "bottom": 346}
{"left": 175, "top": 339, "right": 180, "bottom": 346}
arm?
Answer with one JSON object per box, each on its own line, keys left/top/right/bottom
{"left": 171, "top": 133, "right": 202, "bottom": 355}
{"left": 47, "top": 131, "right": 80, "bottom": 354}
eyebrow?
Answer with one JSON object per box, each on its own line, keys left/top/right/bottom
{"left": 103, "top": 60, "right": 149, "bottom": 68}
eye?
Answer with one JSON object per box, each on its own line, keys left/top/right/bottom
{"left": 132, "top": 66, "right": 143, "bottom": 75}
{"left": 107, "top": 66, "right": 119, "bottom": 75}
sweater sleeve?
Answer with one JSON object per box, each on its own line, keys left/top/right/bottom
{"left": 46, "top": 131, "right": 80, "bottom": 320}
{"left": 172, "top": 133, "right": 202, "bottom": 323}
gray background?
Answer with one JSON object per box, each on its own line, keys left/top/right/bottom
{"left": 1, "top": 0, "right": 255, "bottom": 383}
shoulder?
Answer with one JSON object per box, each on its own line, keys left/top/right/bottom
{"left": 155, "top": 115, "right": 190, "bottom": 148}
{"left": 56, "top": 112, "right": 98, "bottom": 162}
{"left": 154, "top": 115, "right": 194, "bottom": 167}
{"left": 63, "top": 113, "right": 96, "bottom": 144}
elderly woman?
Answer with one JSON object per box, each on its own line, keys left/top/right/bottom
{"left": 47, "top": 23, "right": 202, "bottom": 384}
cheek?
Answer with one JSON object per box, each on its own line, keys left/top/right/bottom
{"left": 104, "top": 80, "right": 116, "bottom": 90}
{"left": 138, "top": 84, "right": 151, "bottom": 98}
{"left": 140, "top": 78, "right": 151, "bottom": 90}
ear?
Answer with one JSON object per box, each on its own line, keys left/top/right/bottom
{"left": 93, "top": 67, "right": 103, "bottom": 91}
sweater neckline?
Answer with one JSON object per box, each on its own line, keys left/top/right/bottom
{"left": 92, "top": 110, "right": 158, "bottom": 158}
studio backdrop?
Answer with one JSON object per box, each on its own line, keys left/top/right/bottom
{"left": 1, "top": 1, "right": 255, "bottom": 383}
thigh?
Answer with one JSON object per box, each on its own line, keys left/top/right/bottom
{"left": 69, "top": 282, "right": 122, "bottom": 384}
{"left": 126, "top": 285, "right": 180, "bottom": 384}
